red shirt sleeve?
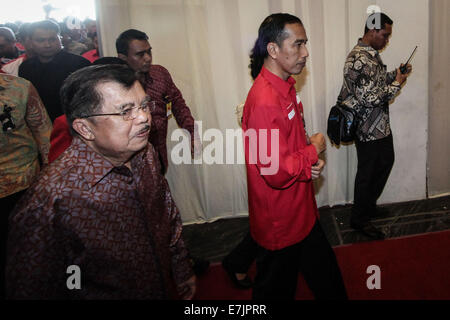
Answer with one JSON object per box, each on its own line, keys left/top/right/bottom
{"left": 245, "top": 103, "right": 318, "bottom": 189}
{"left": 48, "top": 115, "right": 73, "bottom": 163}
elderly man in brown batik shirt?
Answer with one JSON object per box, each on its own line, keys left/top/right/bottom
{"left": 6, "top": 64, "right": 195, "bottom": 300}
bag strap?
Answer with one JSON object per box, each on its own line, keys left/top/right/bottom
{"left": 336, "top": 92, "right": 344, "bottom": 105}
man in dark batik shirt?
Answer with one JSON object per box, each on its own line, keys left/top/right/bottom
{"left": 115, "top": 29, "right": 208, "bottom": 276}
{"left": 337, "top": 12, "right": 412, "bottom": 240}
{"left": 116, "top": 29, "right": 199, "bottom": 174}
{"left": 6, "top": 65, "right": 195, "bottom": 299}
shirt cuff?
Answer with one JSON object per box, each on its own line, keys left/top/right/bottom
{"left": 304, "top": 144, "right": 319, "bottom": 166}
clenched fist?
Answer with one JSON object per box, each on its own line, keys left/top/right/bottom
{"left": 311, "top": 159, "right": 325, "bottom": 180}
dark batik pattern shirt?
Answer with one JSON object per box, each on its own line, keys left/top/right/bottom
{"left": 338, "top": 39, "right": 402, "bottom": 142}
{"left": 6, "top": 137, "right": 193, "bottom": 299}
{"left": 144, "top": 65, "right": 195, "bottom": 173}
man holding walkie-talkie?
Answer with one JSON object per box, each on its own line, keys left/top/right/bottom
{"left": 337, "top": 12, "right": 412, "bottom": 240}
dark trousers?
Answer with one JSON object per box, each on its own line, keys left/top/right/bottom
{"left": 352, "top": 134, "right": 395, "bottom": 225}
{"left": 252, "top": 221, "right": 347, "bottom": 300}
{"left": 223, "top": 231, "right": 258, "bottom": 273}
{"left": 0, "top": 189, "right": 26, "bottom": 300}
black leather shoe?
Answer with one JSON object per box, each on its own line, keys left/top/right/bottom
{"left": 351, "top": 221, "right": 385, "bottom": 240}
{"left": 222, "top": 260, "right": 253, "bottom": 289}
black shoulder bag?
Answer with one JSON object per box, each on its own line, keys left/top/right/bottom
{"left": 327, "top": 99, "right": 358, "bottom": 145}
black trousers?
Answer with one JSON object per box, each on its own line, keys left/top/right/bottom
{"left": 352, "top": 135, "right": 395, "bottom": 225}
{"left": 223, "top": 231, "right": 258, "bottom": 273}
{"left": 0, "top": 189, "right": 26, "bottom": 299}
{"left": 252, "top": 221, "right": 347, "bottom": 300}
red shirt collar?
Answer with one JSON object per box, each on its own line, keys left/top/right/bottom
{"left": 260, "top": 66, "right": 296, "bottom": 99}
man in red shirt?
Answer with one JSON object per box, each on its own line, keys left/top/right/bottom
{"left": 242, "top": 13, "right": 347, "bottom": 300}
{"left": 1, "top": 23, "right": 34, "bottom": 76}
{"left": 82, "top": 32, "right": 99, "bottom": 63}
{"left": 0, "top": 27, "right": 23, "bottom": 66}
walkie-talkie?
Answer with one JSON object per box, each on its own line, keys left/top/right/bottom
{"left": 400, "top": 46, "right": 418, "bottom": 74}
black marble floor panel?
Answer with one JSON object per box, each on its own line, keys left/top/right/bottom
{"left": 182, "top": 195, "right": 450, "bottom": 263}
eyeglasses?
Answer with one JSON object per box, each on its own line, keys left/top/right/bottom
{"left": 80, "top": 100, "right": 155, "bottom": 121}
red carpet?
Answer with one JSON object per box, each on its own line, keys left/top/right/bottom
{"left": 193, "top": 230, "right": 450, "bottom": 300}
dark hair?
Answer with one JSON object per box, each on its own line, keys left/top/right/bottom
{"left": 60, "top": 64, "right": 137, "bottom": 135}
{"left": 29, "top": 20, "right": 60, "bottom": 38}
{"left": 0, "top": 27, "right": 16, "bottom": 42}
{"left": 249, "top": 13, "right": 303, "bottom": 80}
{"left": 364, "top": 12, "right": 393, "bottom": 34}
{"left": 17, "top": 23, "right": 31, "bottom": 42}
{"left": 93, "top": 56, "right": 126, "bottom": 65}
{"left": 116, "top": 29, "right": 148, "bottom": 56}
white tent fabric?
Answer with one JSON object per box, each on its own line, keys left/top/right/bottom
{"left": 96, "top": 0, "right": 430, "bottom": 224}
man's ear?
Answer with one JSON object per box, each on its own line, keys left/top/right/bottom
{"left": 118, "top": 53, "right": 128, "bottom": 63}
{"left": 367, "top": 29, "right": 377, "bottom": 38}
{"left": 267, "top": 42, "right": 279, "bottom": 59}
{"left": 72, "top": 118, "right": 95, "bottom": 141}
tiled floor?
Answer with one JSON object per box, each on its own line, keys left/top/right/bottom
{"left": 182, "top": 195, "right": 450, "bottom": 263}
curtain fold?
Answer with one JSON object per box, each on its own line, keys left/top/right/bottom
{"left": 428, "top": 0, "right": 450, "bottom": 197}
{"left": 96, "top": 0, "right": 429, "bottom": 224}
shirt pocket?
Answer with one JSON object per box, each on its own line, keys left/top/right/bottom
{"left": 280, "top": 102, "right": 296, "bottom": 133}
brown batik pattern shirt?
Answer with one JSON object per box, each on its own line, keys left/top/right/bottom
{"left": 6, "top": 137, "right": 193, "bottom": 299}
{"left": 144, "top": 65, "right": 195, "bottom": 173}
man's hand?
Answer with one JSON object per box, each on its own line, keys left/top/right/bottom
{"left": 191, "top": 136, "right": 202, "bottom": 160}
{"left": 191, "top": 122, "right": 202, "bottom": 159}
{"left": 311, "top": 159, "right": 325, "bottom": 180}
{"left": 178, "top": 275, "right": 196, "bottom": 300}
{"left": 310, "top": 133, "right": 326, "bottom": 155}
{"left": 395, "top": 63, "right": 412, "bottom": 85}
